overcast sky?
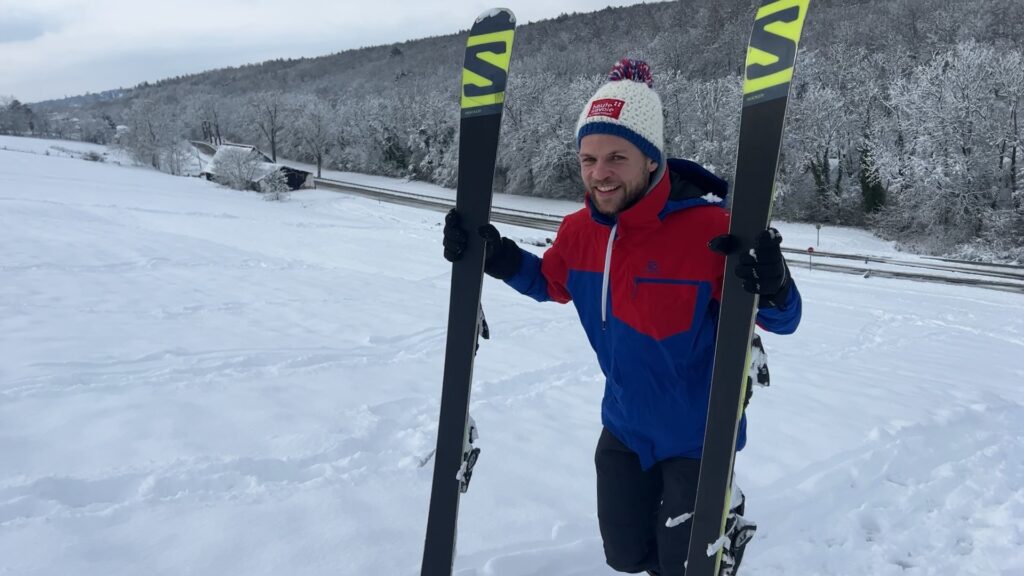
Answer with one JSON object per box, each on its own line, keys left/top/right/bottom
{"left": 0, "top": 0, "right": 650, "bottom": 103}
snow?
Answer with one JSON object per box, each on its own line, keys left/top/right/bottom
{"left": 0, "top": 134, "right": 110, "bottom": 156}
{"left": 1, "top": 137, "right": 1022, "bottom": 576}
{"left": 665, "top": 512, "right": 692, "bottom": 529}
{"left": 707, "top": 536, "right": 730, "bottom": 557}
{"left": 477, "top": 8, "right": 515, "bottom": 24}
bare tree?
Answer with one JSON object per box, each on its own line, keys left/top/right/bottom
{"left": 293, "top": 95, "right": 335, "bottom": 178}
{"left": 249, "top": 92, "right": 288, "bottom": 162}
{"left": 188, "top": 94, "right": 227, "bottom": 145}
{"left": 993, "top": 50, "right": 1024, "bottom": 207}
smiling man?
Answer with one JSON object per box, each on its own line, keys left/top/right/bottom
{"left": 443, "top": 59, "right": 802, "bottom": 576}
{"left": 580, "top": 132, "right": 657, "bottom": 216}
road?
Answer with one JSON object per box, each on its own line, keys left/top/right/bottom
{"left": 314, "top": 176, "right": 1024, "bottom": 294}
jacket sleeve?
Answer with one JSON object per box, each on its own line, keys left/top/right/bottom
{"left": 503, "top": 222, "right": 572, "bottom": 304}
{"left": 755, "top": 280, "right": 802, "bottom": 335}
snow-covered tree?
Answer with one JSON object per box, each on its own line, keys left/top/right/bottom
{"left": 663, "top": 73, "right": 741, "bottom": 180}
{"left": 117, "top": 98, "right": 187, "bottom": 173}
{"left": 292, "top": 95, "right": 336, "bottom": 178}
{"left": 211, "top": 147, "right": 264, "bottom": 191}
{"left": 992, "top": 49, "right": 1024, "bottom": 208}
{"left": 874, "top": 42, "right": 1007, "bottom": 250}
{"left": 248, "top": 92, "right": 289, "bottom": 162}
{"left": 186, "top": 94, "right": 228, "bottom": 146}
{"left": 502, "top": 74, "right": 603, "bottom": 198}
{"left": 787, "top": 84, "right": 851, "bottom": 223}
{"left": 0, "top": 98, "right": 38, "bottom": 135}
{"left": 258, "top": 170, "right": 291, "bottom": 201}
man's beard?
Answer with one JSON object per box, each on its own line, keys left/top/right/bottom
{"left": 592, "top": 173, "right": 651, "bottom": 216}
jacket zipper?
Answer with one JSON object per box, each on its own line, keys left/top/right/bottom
{"left": 601, "top": 223, "right": 618, "bottom": 331}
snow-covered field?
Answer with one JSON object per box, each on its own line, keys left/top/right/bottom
{"left": 1, "top": 137, "right": 1022, "bottom": 576}
{"left": 0, "top": 134, "right": 121, "bottom": 162}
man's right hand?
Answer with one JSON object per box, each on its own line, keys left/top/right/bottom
{"left": 443, "top": 209, "right": 469, "bottom": 262}
{"left": 442, "top": 209, "right": 522, "bottom": 279}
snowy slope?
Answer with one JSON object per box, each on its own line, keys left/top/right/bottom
{"left": 1, "top": 141, "right": 1021, "bottom": 576}
{"left": 0, "top": 134, "right": 126, "bottom": 163}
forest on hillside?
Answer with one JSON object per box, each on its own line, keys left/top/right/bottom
{"left": 3, "top": 0, "right": 1023, "bottom": 261}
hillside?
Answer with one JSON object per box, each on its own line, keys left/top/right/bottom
{"left": 5, "top": 0, "right": 1024, "bottom": 260}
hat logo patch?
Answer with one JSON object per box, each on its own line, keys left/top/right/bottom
{"left": 587, "top": 98, "right": 625, "bottom": 120}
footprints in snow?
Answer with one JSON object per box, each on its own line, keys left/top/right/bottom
{"left": 754, "top": 401, "right": 1024, "bottom": 574}
{"left": 4, "top": 329, "right": 446, "bottom": 398}
{"left": 0, "top": 398, "right": 438, "bottom": 527}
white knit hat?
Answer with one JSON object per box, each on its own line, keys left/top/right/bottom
{"left": 576, "top": 58, "right": 664, "bottom": 166}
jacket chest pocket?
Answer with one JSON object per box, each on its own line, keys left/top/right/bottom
{"left": 623, "top": 278, "right": 701, "bottom": 340}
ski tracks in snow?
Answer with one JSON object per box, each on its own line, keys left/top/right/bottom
{"left": 0, "top": 398, "right": 436, "bottom": 527}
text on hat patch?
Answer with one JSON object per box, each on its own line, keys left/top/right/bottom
{"left": 587, "top": 98, "right": 625, "bottom": 120}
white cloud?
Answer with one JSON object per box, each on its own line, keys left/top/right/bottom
{"left": 0, "top": 0, "right": 646, "bottom": 102}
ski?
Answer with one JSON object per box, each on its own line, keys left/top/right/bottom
{"left": 420, "top": 8, "right": 516, "bottom": 576}
{"left": 686, "top": 2, "right": 811, "bottom": 576}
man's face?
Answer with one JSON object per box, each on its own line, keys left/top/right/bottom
{"left": 579, "top": 133, "right": 658, "bottom": 216}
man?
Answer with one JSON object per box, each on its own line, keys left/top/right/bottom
{"left": 443, "top": 59, "right": 802, "bottom": 576}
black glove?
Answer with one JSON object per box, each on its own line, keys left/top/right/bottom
{"left": 443, "top": 209, "right": 470, "bottom": 262}
{"left": 709, "top": 228, "right": 792, "bottom": 308}
{"left": 442, "top": 209, "right": 522, "bottom": 280}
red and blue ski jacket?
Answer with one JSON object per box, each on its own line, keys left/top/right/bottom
{"left": 504, "top": 158, "right": 802, "bottom": 469}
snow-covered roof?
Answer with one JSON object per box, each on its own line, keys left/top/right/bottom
{"left": 215, "top": 142, "right": 273, "bottom": 163}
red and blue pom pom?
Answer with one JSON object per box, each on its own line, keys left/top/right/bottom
{"left": 608, "top": 58, "right": 653, "bottom": 88}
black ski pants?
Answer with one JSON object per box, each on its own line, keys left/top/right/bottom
{"left": 595, "top": 428, "right": 701, "bottom": 576}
